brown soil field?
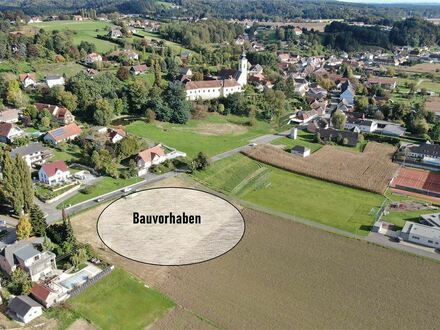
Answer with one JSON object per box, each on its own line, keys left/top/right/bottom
{"left": 243, "top": 142, "right": 399, "bottom": 194}
{"left": 425, "top": 96, "right": 440, "bottom": 113}
{"left": 71, "top": 177, "right": 440, "bottom": 329}
{"left": 196, "top": 123, "right": 248, "bottom": 136}
{"left": 397, "top": 63, "right": 440, "bottom": 74}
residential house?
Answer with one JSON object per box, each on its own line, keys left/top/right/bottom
{"left": 136, "top": 144, "right": 167, "bottom": 175}
{"left": 45, "top": 75, "right": 65, "bottom": 88}
{"left": 85, "top": 52, "right": 102, "bottom": 65}
{"left": 38, "top": 160, "right": 70, "bottom": 186}
{"left": 130, "top": 64, "right": 148, "bottom": 75}
{"left": 316, "top": 127, "right": 359, "bottom": 147}
{"left": 43, "top": 123, "right": 81, "bottom": 144}
{"left": 400, "top": 221, "right": 440, "bottom": 248}
{"left": 8, "top": 296, "right": 43, "bottom": 324}
{"left": 367, "top": 76, "right": 397, "bottom": 90}
{"left": 293, "top": 77, "right": 309, "bottom": 96}
{"left": 406, "top": 142, "right": 440, "bottom": 166}
{"left": 294, "top": 27, "right": 303, "bottom": 36}
{"left": 344, "top": 117, "right": 378, "bottom": 133}
{"left": 180, "top": 67, "right": 193, "bottom": 77}
{"left": 307, "top": 118, "right": 329, "bottom": 133}
{"left": 0, "top": 123, "right": 24, "bottom": 143}
{"left": 0, "top": 108, "right": 20, "bottom": 123}
{"left": 30, "top": 282, "right": 68, "bottom": 308}
{"left": 124, "top": 50, "right": 139, "bottom": 61}
{"left": 73, "top": 15, "right": 83, "bottom": 21}
{"left": 306, "top": 83, "right": 327, "bottom": 100}
{"left": 0, "top": 239, "right": 57, "bottom": 281}
{"left": 339, "top": 81, "right": 355, "bottom": 106}
{"left": 109, "top": 28, "right": 122, "bottom": 39}
{"left": 291, "top": 145, "right": 310, "bottom": 157}
{"left": 19, "top": 73, "right": 37, "bottom": 88}
{"left": 289, "top": 109, "right": 320, "bottom": 124}
{"left": 249, "top": 64, "right": 263, "bottom": 76}
{"left": 108, "top": 127, "right": 126, "bottom": 143}
{"left": 35, "top": 103, "right": 75, "bottom": 124}
{"left": 10, "top": 143, "right": 52, "bottom": 167}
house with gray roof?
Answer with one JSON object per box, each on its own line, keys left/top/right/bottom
{"left": 10, "top": 142, "right": 52, "bottom": 167}
{"left": 0, "top": 238, "right": 56, "bottom": 282}
{"left": 8, "top": 295, "right": 42, "bottom": 324}
{"left": 406, "top": 142, "right": 440, "bottom": 167}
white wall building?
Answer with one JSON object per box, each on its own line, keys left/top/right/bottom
{"left": 400, "top": 221, "right": 440, "bottom": 248}
{"left": 8, "top": 296, "right": 43, "bottom": 324}
{"left": 38, "top": 160, "right": 71, "bottom": 186}
{"left": 45, "top": 75, "right": 65, "bottom": 88}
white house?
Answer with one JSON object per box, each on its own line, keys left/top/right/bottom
{"left": 344, "top": 118, "right": 378, "bottom": 133}
{"left": 185, "top": 79, "right": 242, "bottom": 101}
{"left": 0, "top": 239, "right": 57, "bottom": 282}
{"left": 8, "top": 296, "right": 43, "bottom": 324}
{"left": 108, "top": 127, "right": 126, "bottom": 143}
{"left": 0, "top": 108, "right": 20, "bottom": 123}
{"left": 38, "top": 160, "right": 71, "bottom": 186}
{"left": 400, "top": 221, "right": 440, "bottom": 248}
{"left": 45, "top": 75, "right": 65, "bottom": 88}
{"left": 0, "top": 123, "right": 24, "bottom": 143}
{"left": 85, "top": 52, "right": 102, "bottom": 65}
{"left": 19, "top": 73, "right": 37, "bottom": 88}
{"left": 136, "top": 144, "right": 186, "bottom": 175}
{"left": 10, "top": 143, "right": 51, "bottom": 167}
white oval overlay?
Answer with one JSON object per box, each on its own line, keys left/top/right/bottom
{"left": 97, "top": 187, "right": 245, "bottom": 266}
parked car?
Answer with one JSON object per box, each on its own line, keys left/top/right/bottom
{"left": 123, "top": 187, "right": 132, "bottom": 193}
{"left": 389, "top": 236, "right": 401, "bottom": 243}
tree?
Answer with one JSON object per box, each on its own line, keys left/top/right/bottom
{"left": 6, "top": 79, "right": 27, "bottom": 107}
{"left": 331, "top": 110, "right": 346, "bottom": 129}
{"left": 192, "top": 152, "right": 210, "bottom": 171}
{"left": 93, "top": 99, "right": 114, "bottom": 126}
{"left": 117, "top": 67, "right": 130, "bottom": 81}
{"left": 50, "top": 86, "right": 77, "bottom": 111}
{"left": 355, "top": 96, "right": 369, "bottom": 112}
{"left": 30, "top": 204, "right": 47, "bottom": 236}
{"left": 116, "top": 135, "right": 139, "bottom": 159}
{"left": 16, "top": 215, "right": 32, "bottom": 240}
{"left": 2, "top": 152, "right": 24, "bottom": 214}
{"left": 70, "top": 248, "right": 88, "bottom": 269}
{"left": 431, "top": 122, "right": 440, "bottom": 141}
{"left": 163, "top": 83, "right": 191, "bottom": 124}
{"left": 8, "top": 268, "right": 32, "bottom": 295}
{"left": 16, "top": 156, "right": 33, "bottom": 213}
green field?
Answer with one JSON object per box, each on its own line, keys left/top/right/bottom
{"left": 192, "top": 154, "right": 385, "bottom": 235}
{"left": 32, "top": 20, "right": 117, "bottom": 53}
{"left": 271, "top": 130, "right": 322, "bottom": 153}
{"left": 33, "top": 61, "right": 84, "bottom": 79}
{"left": 57, "top": 176, "right": 142, "bottom": 208}
{"left": 49, "top": 268, "right": 174, "bottom": 329}
{"left": 125, "top": 114, "right": 278, "bottom": 157}
{"left": 134, "top": 30, "right": 190, "bottom": 54}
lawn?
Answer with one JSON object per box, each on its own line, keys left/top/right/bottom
{"left": 33, "top": 61, "right": 84, "bottom": 79}
{"left": 51, "top": 145, "right": 82, "bottom": 164}
{"left": 134, "top": 30, "right": 190, "bottom": 54}
{"left": 192, "top": 154, "right": 385, "bottom": 235}
{"left": 271, "top": 130, "right": 322, "bottom": 153}
{"left": 57, "top": 176, "right": 141, "bottom": 208}
{"left": 124, "top": 114, "right": 278, "bottom": 157}
{"left": 49, "top": 268, "right": 174, "bottom": 329}
{"left": 32, "top": 20, "right": 117, "bottom": 53}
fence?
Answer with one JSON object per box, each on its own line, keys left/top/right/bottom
{"left": 68, "top": 265, "right": 114, "bottom": 298}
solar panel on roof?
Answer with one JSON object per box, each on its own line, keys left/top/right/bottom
{"left": 52, "top": 128, "right": 65, "bottom": 137}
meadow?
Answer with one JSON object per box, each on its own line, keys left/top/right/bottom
{"left": 32, "top": 20, "right": 117, "bottom": 53}
{"left": 48, "top": 268, "right": 174, "bottom": 329}
{"left": 124, "top": 114, "right": 278, "bottom": 157}
{"left": 192, "top": 154, "right": 385, "bottom": 235}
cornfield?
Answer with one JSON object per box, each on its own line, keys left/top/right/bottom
{"left": 243, "top": 142, "right": 399, "bottom": 194}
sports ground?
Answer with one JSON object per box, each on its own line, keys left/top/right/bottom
{"left": 391, "top": 167, "right": 440, "bottom": 197}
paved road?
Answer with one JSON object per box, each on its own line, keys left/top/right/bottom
{"left": 211, "top": 130, "right": 290, "bottom": 162}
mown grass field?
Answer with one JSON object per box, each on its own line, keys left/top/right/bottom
{"left": 32, "top": 20, "right": 117, "bottom": 53}
{"left": 134, "top": 30, "right": 191, "bottom": 54}
{"left": 192, "top": 154, "right": 384, "bottom": 235}
{"left": 57, "top": 176, "right": 141, "bottom": 208}
{"left": 124, "top": 114, "right": 278, "bottom": 157}
{"left": 48, "top": 268, "right": 174, "bottom": 329}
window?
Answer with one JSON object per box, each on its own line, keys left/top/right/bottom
{"left": 411, "top": 236, "right": 420, "bottom": 240}
{"left": 428, "top": 240, "right": 433, "bottom": 244}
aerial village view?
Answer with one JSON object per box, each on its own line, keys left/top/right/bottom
{"left": 1, "top": 0, "right": 440, "bottom": 328}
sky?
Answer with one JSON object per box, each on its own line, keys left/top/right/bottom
{"left": 338, "top": 0, "right": 440, "bottom": 3}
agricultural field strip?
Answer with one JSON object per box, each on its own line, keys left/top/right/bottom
{"left": 243, "top": 142, "right": 399, "bottom": 194}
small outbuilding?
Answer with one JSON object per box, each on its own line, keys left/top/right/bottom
{"left": 291, "top": 145, "right": 311, "bottom": 158}
{"left": 8, "top": 295, "right": 43, "bottom": 324}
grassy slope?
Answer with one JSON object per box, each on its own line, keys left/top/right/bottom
{"left": 125, "top": 114, "right": 277, "bottom": 157}
{"left": 57, "top": 176, "right": 141, "bottom": 208}
{"left": 193, "top": 154, "right": 384, "bottom": 235}
{"left": 134, "top": 30, "right": 190, "bottom": 54}
{"left": 50, "top": 268, "right": 174, "bottom": 329}
{"left": 33, "top": 20, "right": 116, "bottom": 53}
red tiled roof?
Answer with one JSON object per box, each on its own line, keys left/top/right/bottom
{"left": 368, "top": 77, "right": 396, "bottom": 85}
{"left": 41, "top": 160, "right": 69, "bottom": 177}
{"left": 0, "top": 122, "right": 13, "bottom": 136}
{"left": 30, "top": 283, "right": 52, "bottom": 301}
{"left": 46, "top": 123, "right": 81, "bottom": 142}
{"left": 138, "top": 145, "right": 165, "bottom": 163}
{"left": 131, "top": 64, "right": 148, "bottom": 72}
{"left": 19, "top": 73, "right": 37, "bottom": 82}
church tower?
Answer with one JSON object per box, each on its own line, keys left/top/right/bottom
{"left": 237, "top": 51, "right": 248, "bottom": 87}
